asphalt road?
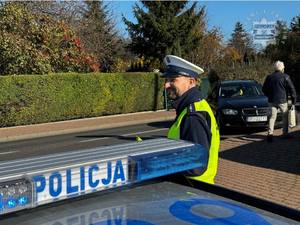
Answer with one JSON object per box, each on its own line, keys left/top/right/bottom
{"left": 0, "top": 120, "right": 274, "bottom": 162}
{"left": 0, "top": 121, "right": 172, "bottom": 162}
{"left": 1, "top": 105, "right": 299, "bottom": 162}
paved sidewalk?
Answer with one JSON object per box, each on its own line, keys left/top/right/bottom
{"left": 216, "top": 125, "right": 300, "bottom": 211}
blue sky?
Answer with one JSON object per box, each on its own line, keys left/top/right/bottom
{"left": 108, "top": 1, "right": 300, "bottom": 42}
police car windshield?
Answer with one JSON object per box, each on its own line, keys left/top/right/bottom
{"left": 219, "top": 83, "right": 264, "bottom": 98}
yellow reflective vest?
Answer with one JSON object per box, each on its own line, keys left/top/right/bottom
{"left": 167, "top": 99, "right": 220, "bottom": 184}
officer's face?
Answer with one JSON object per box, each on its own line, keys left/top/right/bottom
{"left": 164, "top": 76, "right": 196, "bottom": 100}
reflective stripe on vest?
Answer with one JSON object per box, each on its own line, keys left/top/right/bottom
{"left": 167, "top": 99, "right": 220, "bottom": 184}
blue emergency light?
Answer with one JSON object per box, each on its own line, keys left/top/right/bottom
{"left": 0, "top": 179, "right": 32, "bottom": 214}
{"left": 130, "top": 145, "right": 207, "bottom": 181}
{"left": 0, "top": 138, "right": 208, "bottom": 215}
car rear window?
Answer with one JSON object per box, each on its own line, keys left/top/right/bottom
{"left": 220, "top": 83, "right": 264, "bottom": 98}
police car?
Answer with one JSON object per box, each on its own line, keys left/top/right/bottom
{"left": 0, "top": 139, "right": 299, "bottom": 224}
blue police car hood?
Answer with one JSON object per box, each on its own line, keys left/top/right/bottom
{"left": 219, "top": 95, "right": 269, "bottom": 109}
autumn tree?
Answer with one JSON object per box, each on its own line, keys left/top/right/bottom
{"left": 188, "top": 27, "right": 223, "bottom": 69}
{"left": 0, "top": 2, "right": 98, "bottom": 75}
{"left": 24, "top": 1, "right": 83, "bottom": 24}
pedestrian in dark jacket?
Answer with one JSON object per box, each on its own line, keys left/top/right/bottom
{"left": 262, "top": 60, "right": 297, "bottom": 142}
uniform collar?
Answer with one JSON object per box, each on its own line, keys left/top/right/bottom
{"left": 173, "top": 87, "right": 202, "bottom": 115}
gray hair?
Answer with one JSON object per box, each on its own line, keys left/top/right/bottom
{"left": 274, "top": 60, "right": 285, "bottom": 72}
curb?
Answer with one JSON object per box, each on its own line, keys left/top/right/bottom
{"left": 0, "top": 110, "right": 175, "bottom": 143}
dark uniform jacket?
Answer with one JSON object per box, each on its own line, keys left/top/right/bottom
{"left": 172, "top": 87, "right": 212, "bottom": 150}
{"left": 262, "top": 71, "right": 297, "bottom": 104}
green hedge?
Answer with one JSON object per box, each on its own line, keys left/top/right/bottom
{"left": 0, "top": 72, "right": 165, "bottom": 127}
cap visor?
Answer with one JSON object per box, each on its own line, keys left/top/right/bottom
{"left": 161, "top": 71, "right": 181, "bottom": 78}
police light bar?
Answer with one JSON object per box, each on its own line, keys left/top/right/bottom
{"left": 0, "top": 138, "right": 208, "bottom": 215}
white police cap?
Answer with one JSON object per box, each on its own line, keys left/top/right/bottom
{"left": 162, "top": 55, "right": 204, "bottom": 78}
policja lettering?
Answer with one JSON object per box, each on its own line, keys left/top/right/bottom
{"left": 33, "top": 160, "right": 126, "bottom": 200}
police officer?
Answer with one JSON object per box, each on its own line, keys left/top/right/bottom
{"left": 162, "top": 55, "right": 220, "bottom": 184}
